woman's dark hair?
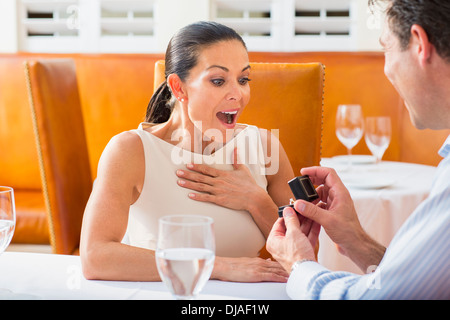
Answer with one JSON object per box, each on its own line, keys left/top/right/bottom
{"left": 145, "top": 21, "right": 247, "bottom": 123}
{"left": 369, "top": 0, "right": 450, "bottom": 61}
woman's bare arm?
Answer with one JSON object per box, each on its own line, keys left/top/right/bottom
{"left": 80, "top": 131, "right": 160, "bottom": 281}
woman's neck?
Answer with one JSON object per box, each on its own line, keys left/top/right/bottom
{"left": 151, "top": 107, "right": 228, "bottom": 155}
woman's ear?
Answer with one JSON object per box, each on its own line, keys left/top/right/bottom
{"left": 167, "top": 74, "right": 187, "bottom": 102}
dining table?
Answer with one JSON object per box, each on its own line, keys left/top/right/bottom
{"left": 317, "top": 157, "right": 437, "bottom": 274}
{"left": 0, "top": 251, "right": 289, "bottom": 301}
{"left": 0, "top": 158, "right": 438, "bottom": 301}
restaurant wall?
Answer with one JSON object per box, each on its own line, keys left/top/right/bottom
{"left": 0, "top": 0, "right": 383, "bottom": 54}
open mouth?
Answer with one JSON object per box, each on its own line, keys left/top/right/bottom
{"left": 216, "top": 110, "right": 238, "bottom": 125}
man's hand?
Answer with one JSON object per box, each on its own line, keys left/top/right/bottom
{"left": 297, "top": 166, "right": 363, "bottom": 257}
{"left": 267, "top": 207, "right": 320, "bottom": 273}
{"left": 289, "top": 166, "right": 386, "bottom": 272}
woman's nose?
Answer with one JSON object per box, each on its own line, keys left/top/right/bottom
{"left": 226, "top": 82, "right": 243, "bottom": 101}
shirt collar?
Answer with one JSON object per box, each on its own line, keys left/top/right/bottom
{"left": 438, "top": 134, "right": 450, "bottom": 158}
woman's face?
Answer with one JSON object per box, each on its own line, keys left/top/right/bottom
{"left": 181, "top": 39, "right": 251, "bottom": 142}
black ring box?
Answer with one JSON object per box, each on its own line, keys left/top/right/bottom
{"left": 278, "top": 175, "right": 319, "bottom": 217}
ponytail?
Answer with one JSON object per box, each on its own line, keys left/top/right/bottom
{"left": 145, "top": 80, "right": 174, "bottom": 123}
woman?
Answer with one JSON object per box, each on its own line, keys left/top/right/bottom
{"left": 80, "top": 21, "right": 296, "bottom": 282}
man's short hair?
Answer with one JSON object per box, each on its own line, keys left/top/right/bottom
{"left": 369, "top": 0, "right": 450, "bottom": 61}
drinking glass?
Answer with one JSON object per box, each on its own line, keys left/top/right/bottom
{"left": 156, "top": 215, "right": 215, "bottom": 300}
{"left": 335, "top": 104, "right": 364, "bottom": 168}
{"left": 0, "top": 187, "right": 15, "bottom": 255}
{"left": 365, "top": 116, "right": 391, "bottom": 164}
{"left": 0, "top": 187, "right": 16, "bottom": 295}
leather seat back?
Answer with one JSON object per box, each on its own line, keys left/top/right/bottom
{"left": 25, "top": 59, "right": 92, "bottom": 254}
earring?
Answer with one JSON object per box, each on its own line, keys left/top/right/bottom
{"left": 180, "top": 98, "right": 185, "bottom": 102}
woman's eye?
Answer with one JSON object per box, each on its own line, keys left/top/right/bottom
{"left": 239, "top": 77, "right": 251, "bottom": 85}
{"left": 211, "top": 79, "right": 225, "bottom": 86}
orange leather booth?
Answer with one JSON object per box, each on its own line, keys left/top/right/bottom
{"left": 1, "top": 52, "right": 449, "bottom": 251}
{"left": 1, "top": 53, "right": 164, "bottom": 248}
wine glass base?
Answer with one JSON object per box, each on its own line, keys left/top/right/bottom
{"left": 0, "top": 288, "right": 41, "bottom": 300}
{"left": 174, "top": 294, "right": 197, "bottom": 300}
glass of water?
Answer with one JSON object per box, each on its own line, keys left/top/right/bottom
{"left": 0, "top": 186, "right": 15, "bottom": 255}
{"left": 0, "top": 187, "right": 16, "bottom": 296}
{"left": 156, "top": 215, "right": 215, "bottom": 300}
{"left": 365, "top": 116, "right": 391, "bottom": 165}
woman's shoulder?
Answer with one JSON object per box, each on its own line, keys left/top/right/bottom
{"left": 94, "top": 131, "right": 145, "bottom": 204}
{"left": 99, "top": 131, "right": 144, "bottom": 169}
{"left": 137, "top": 122, "right": 168, "bottom": 139}
{"left": 108, "top": 130, "right": 143, "bottom": 151}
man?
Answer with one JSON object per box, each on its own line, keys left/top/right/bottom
{"left": 267, "top": 0, "right": 450, "bottom": 299}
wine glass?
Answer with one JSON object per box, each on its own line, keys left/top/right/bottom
{"left": 156, "top": 215, "right": 215, "bottom": 300}
{"left": 335, "top": 104, "right": 364, "bottom": 169}
{"left": 365, "top": 116, "right": 391, "bottom": 165}
{"left": 0, "top": 187, "right": 16, "bottom": 295}
{"left": 0, "top": 186, "right": 15, "bottom": 254}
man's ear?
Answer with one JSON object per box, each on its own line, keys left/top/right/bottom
{"left": 167, "top": 73, "right": 186, "bottom": 102}
{"left": 410, "top": 24, "right": 432, "bottom": 67}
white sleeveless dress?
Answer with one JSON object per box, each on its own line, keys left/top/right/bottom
{"left": 125, "top": 123, "right": 267, "bottom": 257}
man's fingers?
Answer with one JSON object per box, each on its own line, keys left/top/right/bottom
{"left": 308, "top": 221, "right": 321, "bottom": 244}
{"left": 294, "top": 200, "right": 327, "bottom": 226}
{"left": 282, "top": 206, "right": 302, "bottom": 237}
{"left": 300, "top": 166, "right": 346, "bottom": 191}
{"left": 268, "top": 217, "right": 286, "bottom": 238}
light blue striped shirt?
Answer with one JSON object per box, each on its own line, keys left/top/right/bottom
{"left": 287, "top": 135, "right": 450, "bottom": 300}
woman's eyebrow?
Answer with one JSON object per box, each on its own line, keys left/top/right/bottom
{"left": 207, "top": 65, "right": 229, "bottom": 72}
{"left": 206, "top": 65, "right": 251, "bottom": 72}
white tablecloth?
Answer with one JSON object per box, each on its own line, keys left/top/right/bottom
{"left": 0, "top": 160, "right": 437, "bottom": 299}
{"left": 0, "top": 252, "right": 289, "bottom": 300}
{"left": 318, "top": 158, "right": 437, "bottom": 274}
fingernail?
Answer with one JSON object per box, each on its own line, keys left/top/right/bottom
{"left": 295, "top": 201, "right": 306, "bottom": 213}
{"left": 188, "top": 193, "right": 195, "bottom": 198}
{"left": 178, "top": 179, "right": 185, "bottom": 185}
{"left": 176, "top": 170, "right": 184, "bottom": 176}
{"left": 283, "top": 207, "right": 295, "bottom": 217}
{"left": 187, "top": 163, "right": 194, "bottom": 169}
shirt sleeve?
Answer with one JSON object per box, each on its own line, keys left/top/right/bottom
{"left": 286, "top": 261, "right": 368, "bottom": 299}
{"left": 287, "top": 180, "right": 450, "bottom": 299}
{"left": 287, "top": 141, "right": 450, "bottom": 300}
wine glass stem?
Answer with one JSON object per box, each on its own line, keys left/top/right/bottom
{"left": 375, "top": 156, "right": 381, "bottom": 170}
{"left": 347, "top": 148, "right": 352, "bottom": 171}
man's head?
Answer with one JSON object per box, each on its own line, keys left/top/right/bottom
{"left": 371, "top": 0, "right": 450, "bottom": 61}
{"left": 370, "top": 0, "right": 450, "bottom": 130}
